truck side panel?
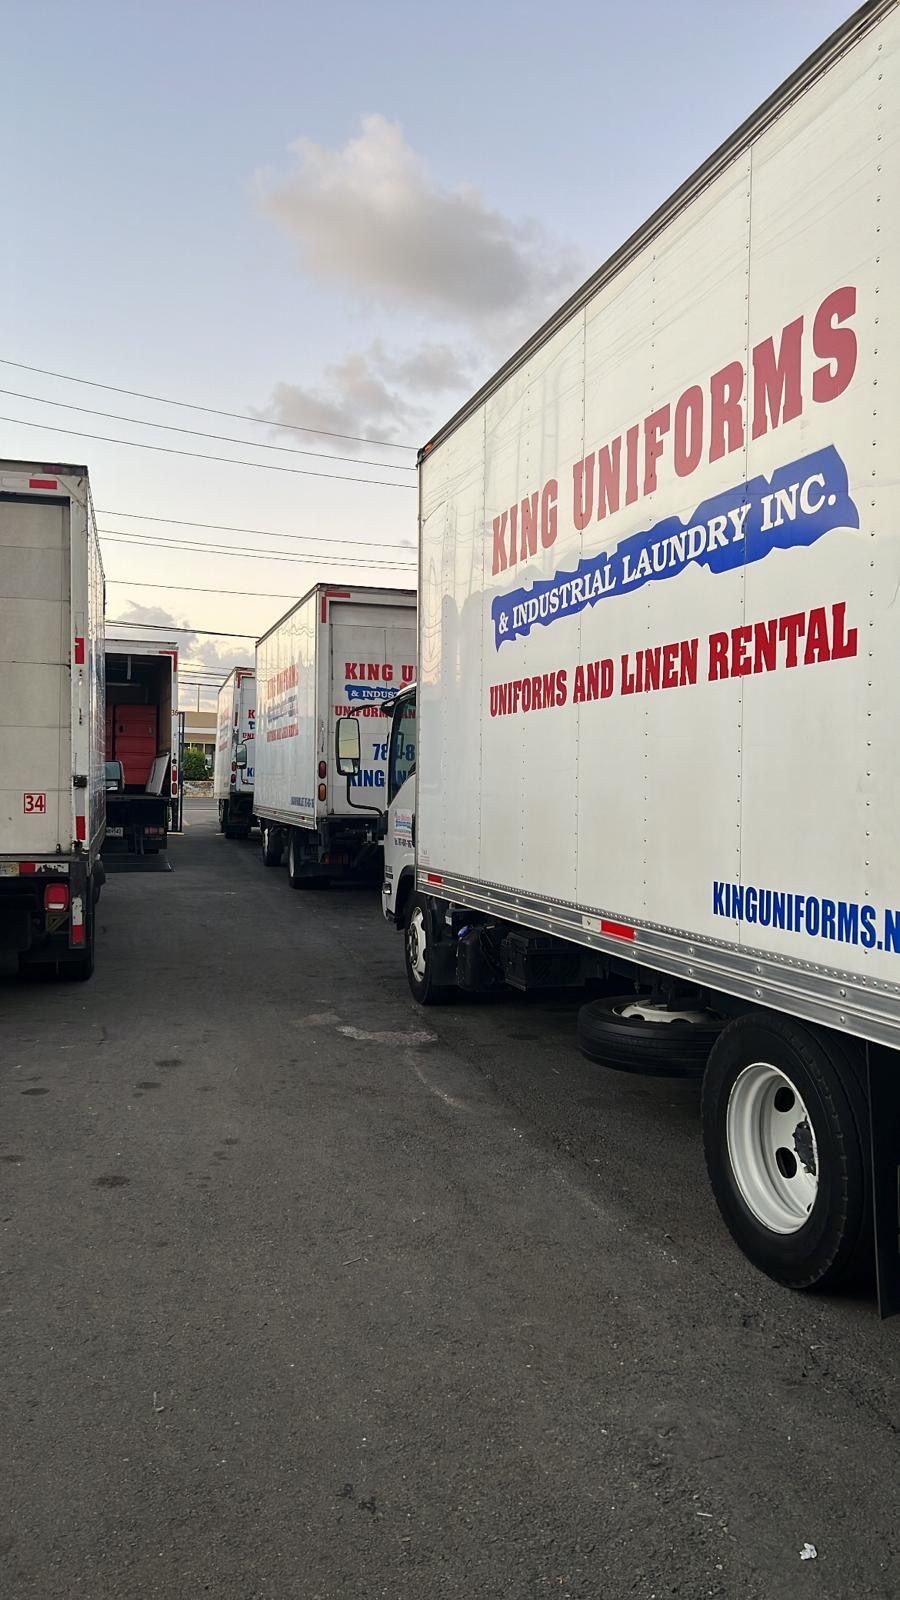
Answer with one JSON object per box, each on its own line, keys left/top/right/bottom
{"left": 256, "top": 591, "right": 317, "bottom": 825}
{"left": 327, "top": 604, "right": 416, "bottom": 812}
{"left": 237, "top": 673, "right": 256, "bottom": 793}
{"left": 417, "top": 5, "right": 900, "bottom": 1044}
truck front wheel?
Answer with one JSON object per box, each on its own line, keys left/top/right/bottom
{"left": 702, "top": 1013, "right": 871, "bottom": 1292}
{"left": 404, "top": 895, "right": 452, "bottom": 1006}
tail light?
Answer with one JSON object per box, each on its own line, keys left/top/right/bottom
{"left": 318, "top": 760, "right": 327, "bottom": 778}
{"left": 44, "top": 883, "right": 69, "bottom": 913}
{"left": 317, "top": 783, "right": 327, "bottom": 802}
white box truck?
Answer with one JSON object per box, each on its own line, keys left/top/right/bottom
{"left": 0, "top": 460, "right": 105, "bottom": 977}
{"left": 214, "top": 666, "right": 256, "bottom": 839}
{"left": 255, "top": 583, "right": 415, "bottom": 886}
{"left": 337, "top": 2, "right": 900, "bottom": 1314}
{"left": 103, "top": 637, "right": 179, "bottom": 855}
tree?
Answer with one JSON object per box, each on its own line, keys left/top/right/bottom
{"left": 183, "top": 747, "right": 210, "bottom": 780}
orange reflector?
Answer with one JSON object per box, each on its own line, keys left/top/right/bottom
{"left": 317, "top": 783, "right": 327, "bottom": 802}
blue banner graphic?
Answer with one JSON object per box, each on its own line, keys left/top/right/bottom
{"left": 346, "top": 684, "right": 394, "bottom": 704}
{"left": 491, "top": 446, "right": 858, "bottom": 650}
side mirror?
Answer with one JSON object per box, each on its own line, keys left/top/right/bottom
{"left": 335, "top": 715, "right": 361, "bottom": 776}
{"left": 235, "top": 743, "right": 248, "bottom": 769}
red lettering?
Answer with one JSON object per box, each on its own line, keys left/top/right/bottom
{"left": 779, "top": 611, "right": 806, "bottom": 668}
{"left": 674, "top": 386, "right": 703, "bottom": 477}
{"left": 597, "top": 438, "right": 621, "bottom": 520}
{"left": 831, "top": 601, "right": 857, "bottom": 659}
{"left": 708, "top": 632, "right": 729, "bottom": 680}
{"left": 573, "top": 456, "right": 594, "bottom": 532}
{"left": 709, "top": 362, "right": 744, "bottom": 462}
{"left": 813, "top": 286, "right": 857, "bottom": 403}
{"left": 753, "top": 618, "right": 778, "bottom": 673}
{"left": 541, "top": 479, "right": 558, "bottom": 548}
{"left": 751, "top": 316, "right": 804, "bottom": 439}
{"left": 520, "top": 492, "right": 539, "bottom": 559}
{"left": 345, "top": 662, "right": 359, "bottom": 680}
{"left": 509, "top": 502, "right": 519, "bottom": 567}
{"left": 731, "top": 624, "right": 753, "bottom": 677}
{"left": 625, "top": 424, "right": 640, "bottom": 505}
{"left": 804, "top": 607, "right": 831, "bottom": 665}
{"left": 492, "top": 511, "right": 508, "bottom": 575}
{"left": 643, "top": 404, "right": 670, "bottom": 494}
{"left": 661, "top": 641, "right": 679, "bottom": 689}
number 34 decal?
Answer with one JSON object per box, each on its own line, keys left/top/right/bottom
{"left": 23, "top": 792, "right": 47, "bottom": 814}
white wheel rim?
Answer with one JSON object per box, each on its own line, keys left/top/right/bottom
{"left": 407, "top": 906, "right": 427, "bottom": 981}
{"left": 726, "top": 1062, "right": 819, "bottom": 1234}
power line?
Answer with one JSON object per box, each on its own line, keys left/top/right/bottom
{"left": 0, "top": 357, "right": 416, "bottom": 451}
{"left": 99, "top": 531, "right": 416, "bottom": 570}
{"left": 108, "top": 619, "right": 256, "bottom": 638}
{"left": 107, "top": 577, "right": 346, "bottom": 599}
{"left": 0, "top": 413, "right": 417, "bottom": 488}
{"left": 97, "top": 507, "right": 415, "bottom": 553}
{"left": 0, "top": 387, "right": 416, "bottom": 473}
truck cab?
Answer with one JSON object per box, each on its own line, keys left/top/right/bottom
{"left": 335, "top": 682, "right": 417, "bottom": 925}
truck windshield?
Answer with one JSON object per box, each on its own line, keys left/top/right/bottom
{"left": 388, "top": 693, "right": 416, "bottom": 802}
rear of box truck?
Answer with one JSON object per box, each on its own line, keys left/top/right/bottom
{"left": 255, "top": 585, "right": 415, "bottom": 884}
{"left": 215, "top": 668, "right": 256, "bottom": 838}
{"left": 0, "top": 461, "right": 104, "bottom": 976}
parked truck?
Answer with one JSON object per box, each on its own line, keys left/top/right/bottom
{"left": 335, "top": 1, "right": 900, "bottom": 1316}
{"left": 0, "top": 459, "right": 105, "bottom": 978}
{"left": 255, "top": 584, "right": 415, "bottom": 886}
{"left": 214, "top": 667, "right": 256, "bottom": 839}
{"left": 103, "top": 638, "right": 179, "bottom": 855}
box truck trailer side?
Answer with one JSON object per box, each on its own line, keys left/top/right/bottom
{"left": 0, "top": 459, "right": 105, "bottom": 977}
{"left": 352, "top": 3, "right": 900, "bottom": 1314}
{"left": 214, "top": 667, "right": 256, "bottom": 838}
{"left": 255, "top": 584, "right": 415, "bottom": 886}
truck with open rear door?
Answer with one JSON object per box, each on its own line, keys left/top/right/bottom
{"left": 103, "top": 638, "right": 178, "bottom": 856}
{"left": 0, "top": 459, "right": 105, "bottom": 978}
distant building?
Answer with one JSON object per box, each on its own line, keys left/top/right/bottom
{"left": 183, "top": 708, "right": 217, "bottom": 761}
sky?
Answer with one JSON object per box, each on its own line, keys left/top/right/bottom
{"left": 1, "top": 0, "right": 853, "bottom": 706}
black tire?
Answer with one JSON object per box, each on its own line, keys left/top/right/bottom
{"left": 286, "top": 830, "right": 328, "bottom": 889}
{"left": 702, "top": 1012, "right": 871, "bottom": 1292}
{"left": 404, "top": 894, "right": 453, "bottom": 1005}
{"left": 261, "top": 825, "right": 283, "bottom": 868}
{"left": 577, "top": 993, "right": 724, "bottom": 1076}
{"left": 218, "top": 803, "right": 226, "bottom": 834}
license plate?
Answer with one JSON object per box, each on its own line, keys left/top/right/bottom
{"left": 106, "top": 826, "right": 124, "bottom": 838}
{"left": 0, "top": 863, "right": 18, "bottom": 876}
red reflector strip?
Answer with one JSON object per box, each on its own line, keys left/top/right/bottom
{"left": 600, "top": 918, "right": 635, "bottom": 942}
{"left": 426, "top": 872, "right": 443, "bottom": 885}
{"left": 29, "top": 477, "right": 58, "bottom": 490}
{"left": 75, "top": 816, "right": 86, "bottom": 841}
{"left": 74, "top": 636, "right": 85, "bottom": 664}
{"left": 19, "top": 861, "right": 36, "bottom": 874}
{"left": 71, "top": 922, "right": 85, "bottom": 946}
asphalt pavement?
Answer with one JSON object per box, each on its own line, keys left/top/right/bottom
{"left": 2, "top": 800, "right": 897, "bottom": 1599}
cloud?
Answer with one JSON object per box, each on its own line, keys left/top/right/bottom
{"left": 258, "top": 114, "right": 581, "bottom": 331}
{"left": 259, "top": 340, "right": 476, "bottom": 448}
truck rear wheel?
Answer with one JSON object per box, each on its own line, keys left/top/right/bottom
{"left": 261, "top": 825, "right": 283, "bottom": 867}
{"left": 702, "top": 1013, "right": 871, "bottom": 1291}
{"left": 287, "top": 830, "right": 329, "bottom": 890}
{"left": 404, "top": 895, "right": 452, "bottom": 1006}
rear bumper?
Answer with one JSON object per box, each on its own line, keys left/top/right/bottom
{"left": 0, "top": 857, "right": 91, "bottom": 959}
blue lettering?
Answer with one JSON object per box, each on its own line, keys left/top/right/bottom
{"left": 757, "top": 889, "right": 772, "bottom": 928}
{"left": 883, "top": 908, "right": 900, "bottom": 954}
{"left": 731, "top": 886, "right": 744, "bottom": 921}
{"left": 837, "top": 901, "right": 858, "bottom": 945}
{"left": 861, "top": 904, "right": 878, "bottom": 950}
{"left": 712, "top": 881, "right": 725, "bottom": 917}
{"left": 745, "top": 886, "right": 758, "bottom": 924}
{"left": 821, "top": 898, "right": 836, "bottom": 941}
{"left": 772, "top": 892, "right": 786, "bottom": 930}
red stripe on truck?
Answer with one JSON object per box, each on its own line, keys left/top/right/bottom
{"left": 75, "top": 816, "right": 86, "bottom": 842}
{"left": 29, "top": 477, "right": 57, "bottom": 490}
{"left": 74, "top": 637, "right": 85, "bottom": 664}
{"left": 321, "top": 588, "right": 352, "bottom": 623}
{"left": 600, "top": 918, "right": 635, "bottom": 942}
{"left": 426, "top": 873, "right": 443, "bottom": 886}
